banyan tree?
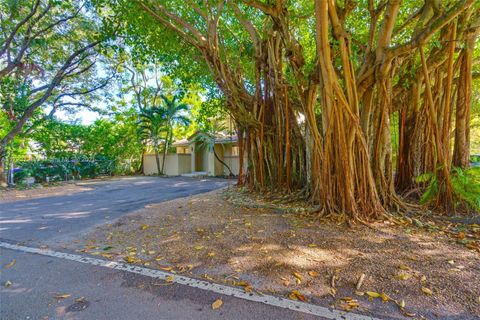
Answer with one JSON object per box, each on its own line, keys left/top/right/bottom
{"left": 108, "top": 0, "right": 480, "bottom": 221}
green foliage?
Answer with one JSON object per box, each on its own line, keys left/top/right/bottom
{"left": 195, "top": 97, "right": 228, "bottom": 132}
{"left": 0, "top": 0, "right": 117, "bottom": 155}
{"left": 14, "top": 157, "right": 114, "bottom": 183}
{"left": 450, "top": 167, "right": 480, "bottom": 211}
{"left": 32, "top": 117, "right": 143, "bottom": 174}
{"left": 160, "top": 93, "right": 190, "bottom": 146}
{"left": 416, "top": 167, "right": 480, "bottom": 212}
{"left": 137, "top": 107, "right": 167, "bottom": 148}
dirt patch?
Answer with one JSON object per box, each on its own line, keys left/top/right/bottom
{"left": 77, "top": 188, "right": 480, "bottom": 319}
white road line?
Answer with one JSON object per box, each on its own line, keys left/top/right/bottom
{"left": 0, "top": 241, "right": 382, "bottom": 320}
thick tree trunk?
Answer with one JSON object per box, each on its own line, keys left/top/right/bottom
{"left": 395, "top": 92, "right": 422, "bottom": 193}
{"left": 453, "top": 40, "right": 473, "bottom": 169}
{"left": 0, "top": 154, "right": 7, "bottom": 187}
{"left": 371, "top": 80, "right": 398, "bottom": 208}
{"left": 236, "top": 127, "right": 246, "bottom": 185}
{"left": 314, "top": 0, "right": 384, "bottom": 221}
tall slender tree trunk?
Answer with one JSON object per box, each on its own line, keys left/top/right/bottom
{"left": 139, "top": 149, "right": 145, "bottom": 173}
{"left": 0, "top": 153, "right": 7, "bottom": 187}
{"left": 419, "top": 45, "right": 454, "bottom": 211}
{"left": 453, "top": 38, "right": 473, "bottom": 169}
{"left": 153, "top": 138, "right": 162, "bottom": 175}
{"left": 236, "top": 127, "right": 246, "bottom": 185}
{"left": 161, "top": 128, "right": 171, "bottom": 174}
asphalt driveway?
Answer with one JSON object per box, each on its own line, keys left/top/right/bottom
{"left": 0, "top": 176, "right": 229, "bottom": 246}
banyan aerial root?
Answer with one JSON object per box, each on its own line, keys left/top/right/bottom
{"left": 119, "top": 0, "right": 479, "bottom": 220}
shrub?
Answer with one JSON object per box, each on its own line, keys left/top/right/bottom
{"left": 13, "top": 157, "right": 115, "bottom": 183}
{"left": 416, "top": 167, "right": 480, "bottom": 212}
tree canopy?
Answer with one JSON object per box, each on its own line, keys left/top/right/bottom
{"left": 100, "top": 0, "right": 480, "bottom": 219}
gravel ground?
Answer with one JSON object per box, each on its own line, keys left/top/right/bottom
{"left": 75, "top": 188, "right": 480, "bottom": 320}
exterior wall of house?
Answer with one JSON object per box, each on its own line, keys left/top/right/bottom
{"left": 146, "top": 138, "right": 246, "bottom": 177}
{"left": 177, "top": 154, "right": 192, "bottom": 174}
{"left": 223, "top": 155, "right": 247, "bottom": 175}
{"left": 193, "top": 143, "right": 209, "bottom": 172}
{"left": 143, "top": 153, "right": 191, "bottom": 175}
{"left": 213, "top": 144, "right": 224, "bottom": 175}
{"left": 176, "top": 146, "right": 189, "bottom": 154}
{"left": 220, "top": 143, "right": 246, "bottom": 176}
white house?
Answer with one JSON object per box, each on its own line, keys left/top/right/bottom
{"left": 143, "top": 132, "right": 246, "bottom": 176}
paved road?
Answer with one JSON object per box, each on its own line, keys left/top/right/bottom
{"left": 0, "top": 176, "right": 229, "bottom": 246}
{"left": 0, "top": 176, "right": 323, "bottom": 320}
{"left": 0, "top": 249, "right": 318, "bottom": 320}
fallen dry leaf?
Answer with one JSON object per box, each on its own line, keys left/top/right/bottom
{"left": 4, "top": 259, "right": 16, "bottom": 268}
{"left": 194, "top": 245, "right": 204, "bottom": 250}
{"left": 395, "top": 273, "right": 412, "bottom": 281}
{"left": 203, "top": 274, "right": 214, "bottom": 281}
{"left": 308, "top": 271, "right": 319, "bottom": 277}
{"left": 165, "top": 275, "right": 175, "bottom": 283}
{"left": 356, "top": 273, "right": 366, "bottom": 290}
{"left": 177, "top": 264, "right": 194, "bottom": 273}
{"left": 380, "top": 292, "right": 390, "bottom": 302}
{"left": 292, "top": 272, "right": 303, "bottom": 284}
{"left": 288, "top": 290, "right": 306, "bottom": 301}
{"left": 329, "top": 287, "right": 337, "bottom": 297}
{"left": 366, "top": 291, "right": 381, "bottom": 298}
{"left": 158, "top": 266, "right": 173, "bottom": 271}
{"left": 421, "top": 287, "right": 433, "bottom": 295}
{"left": 124, "top": 256, "right": 139, "bottom": 264}
{"left": 101, "top": 253, "right": 113, "bottom": 259}
{"left": 339, "top": 297, "right": 360, "bottom": 311}
{"left": 54, "top": 293, "right": 71, "bottom": 299}
{"left": 212, "top": 299, "right": 223, "bottom": 309}
{"left": 235, "top": 280, "right": 253, "bottom": 292}
{"left": 398, "top": 264, "right": 410, "bottom": 270}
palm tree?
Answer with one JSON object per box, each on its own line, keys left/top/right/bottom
{"left": 194, "top": 119, "right": 234, "bottom": 176}
{"left": 159, "top": 94, "right": 190, "bottom": 173}
{"left": 138, "top": 107, "right": 167, "bottom": 174}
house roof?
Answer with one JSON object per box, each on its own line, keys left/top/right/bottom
{"left": 172, "top": 131, "right": 238, "bottom": 147}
